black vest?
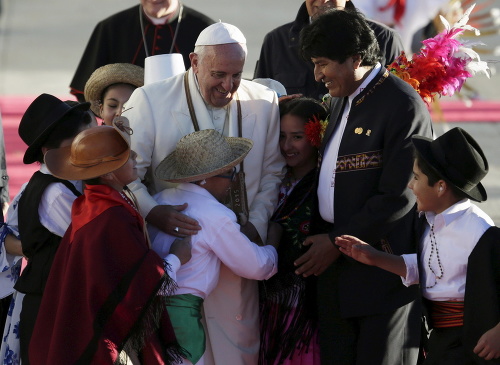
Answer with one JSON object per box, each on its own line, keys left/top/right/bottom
{"left": 14, "top": 171, "right": 81, "bottom": 294}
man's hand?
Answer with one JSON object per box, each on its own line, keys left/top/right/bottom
{"left": 146, "top": 204, "right": 201, "bottom": 237}
{"left": 335, "top": 235, "right": 378, "bottom": 266}
{"left": 240, "top": 221, "right": 263, "bottom": 245}
{"left": 294, "top": 234, "right": 340, "bottom": 277}
{"left": 474, "top": 322, "right": 500, "bottom": 360}
{"left": 278, "top": 93, "right": 303, "bottom": 103}
{"left": 169, "top": 236, "right": 192, "bottom": 265}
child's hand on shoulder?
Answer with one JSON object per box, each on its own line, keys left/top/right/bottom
{"left": 474, "top": 322, "right": 500, "bottom": 360}
{"left": 335, "top": 235, "right": 378, "bottom": 266}
{"left": 170, "top": 236, "right": 192, "bottom": 265}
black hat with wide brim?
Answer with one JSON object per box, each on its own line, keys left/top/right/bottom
{"left": 19, "top": 94, "right": 90, "bottom": 164}
{"left": 412, "top": 127, "right": 488, "bottom": 202}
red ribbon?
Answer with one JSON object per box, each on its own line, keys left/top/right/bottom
{"left": 378, "top": 0, "right": 406, "bottom": 25}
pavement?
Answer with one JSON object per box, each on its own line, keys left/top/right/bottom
{"left": 0, "top": 0, "right": 500, "bottom": 223}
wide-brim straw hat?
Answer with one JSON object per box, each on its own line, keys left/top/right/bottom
{"left": 155, "top": 129, "right": 253, "bottom": 183}
{"left": 19, "top": 94, "right": 91, "bottom": 164}
{"left": 412, "top": 127, "right": 488, "bottom": 202}
{"left": 45, "top": 119, "right": 131, "bottom": 181}
{"left": 84, "top": 63, "right": 144, "bottom": 116}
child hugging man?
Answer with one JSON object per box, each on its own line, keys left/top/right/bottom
{"left": 336, "top": 127, "right": 500, "bottom": 365}
{"left": 29, "top": 119, "right": 189, "bottom": 364}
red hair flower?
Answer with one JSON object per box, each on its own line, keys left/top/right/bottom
{"left": 304, "top": 115, "right": 329, "bottom": 148}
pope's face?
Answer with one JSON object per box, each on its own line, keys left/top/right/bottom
{"left": 190, "top": 44, "right": 246, "bottom": 108}
{"left": 141, "top": 0, "right": 178, "bottom": 18}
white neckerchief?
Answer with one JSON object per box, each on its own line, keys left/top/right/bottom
{"left": 318, "top": 63, "right": 381, "bottom": 223}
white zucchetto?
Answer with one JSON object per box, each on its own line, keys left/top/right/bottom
{"left": 195, "top": 21, "right": 247, "bottom": 46}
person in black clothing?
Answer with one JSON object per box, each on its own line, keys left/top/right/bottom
{"left": 294, "top": 9, "right": 433, "bottom": 365}
{"left": 14, "top": 94, "right": 93, "bottom": 364}
{"left": 254, "top": 0, "right": 404, "bottom": 99}
{"left": 70, "top": 0, "right": 214, "bottom": 101}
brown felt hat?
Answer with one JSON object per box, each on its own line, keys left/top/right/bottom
{"left": 155, "top": 129, "right": 253, "bottom": 183}
{"left": 44, "top": 118, "right": 132, "bottom": 180}
{"left": 84, "top": 63, "right": 144, "bottom": 116}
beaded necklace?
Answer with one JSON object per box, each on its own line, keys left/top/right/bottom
{"left": 426, "top": 224, "right": 444, "bottom": 288}
{"left": 120, "top": 191, "right": 139, "bottom": 212}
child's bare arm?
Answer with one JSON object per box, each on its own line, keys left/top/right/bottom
{"left": 335, "top": 235, "right": 407, "bottom": 277}
{"left": 474, "top": 322, "right": 500, "bottom": 360}
{"left": 5, "top": 234, "right": 23, "bottom": 257}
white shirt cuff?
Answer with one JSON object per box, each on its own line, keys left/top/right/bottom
{"left": 400, "top": 253, "right": 419, "bottom": 286}
{"left": 165, "top": 253, "right": 181, "bottom": 283}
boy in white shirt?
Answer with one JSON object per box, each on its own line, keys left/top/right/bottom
{"left": 149, "top": 129, "right": 278, "bottom": 365}
{"left": 336, "top": 127, "right": 500, "bottom": 364}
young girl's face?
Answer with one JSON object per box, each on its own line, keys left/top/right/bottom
{"left": 99, "top": 83, "right": 136, "bottom": 126}
{"left": 279, "top": 113, "right": 317, "bottom": 177}
{"left": 408, "top": 160, "right": 440, "bottom": 213}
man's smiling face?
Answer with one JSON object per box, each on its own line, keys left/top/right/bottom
{"left": 191, "top": 44, "right": 246, "bottom": 108}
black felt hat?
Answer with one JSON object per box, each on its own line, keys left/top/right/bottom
{"left": 18, "top": 94, "right": 90, "bottom": 164}
{"left": 412, "top": 127, "right": 488, "bottom": 202}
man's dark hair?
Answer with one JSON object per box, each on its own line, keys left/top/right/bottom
{"left": 300, "top": 8, "right": 380, "bottom": 66}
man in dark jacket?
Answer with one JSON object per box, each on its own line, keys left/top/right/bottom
{"left": 70, "top": 0, "right": 214, "bottom": 101}
{"left": 254, "top": 0, "right": 404, "bottom": 99}
{"left": 293, "top": 9, "right": 433, "bottom": 365}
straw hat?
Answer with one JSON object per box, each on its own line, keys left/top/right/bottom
{"left": 412, "top": 127, "right": 488, "bottom": 202}
{"left": 45, "top": 119, "right": 132, "bottom": 181}
{"left": 84, "top": 63, "right": 144, "bottom": 116}
{"left": 19, "top": 94, "right": 91, "bottom": 164}
{"left": 155, "top": 129, "right": 253, "bottom": 183}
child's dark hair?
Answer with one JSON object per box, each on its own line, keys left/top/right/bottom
{"left": 414, "top": 150, "right": 468, "bottom": 200}
{"left": 279, "top": 97, "right": 328, "bottom": 122}
{"left": 35, "top": 108, "right": 92, "bottom": 163}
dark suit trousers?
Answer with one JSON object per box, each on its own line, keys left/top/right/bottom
{"left": 424, "top": 326, "right": 488, "bottom": 365}
{"left": 319, "top": 299, "right": 421, "bottom": 365}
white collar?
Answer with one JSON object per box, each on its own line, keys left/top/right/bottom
{"left": 40, "top": 163, "right": 80, "bottom": 186}
{"left": 349, "top": 63, "right": 382, "bottom": 102}
{"left": 424, "top": 199, "right": 470, "bottom": 227}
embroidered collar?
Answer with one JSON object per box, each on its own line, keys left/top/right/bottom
{"left": 354, "top": 66, "right": 389, "bottom": 106}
